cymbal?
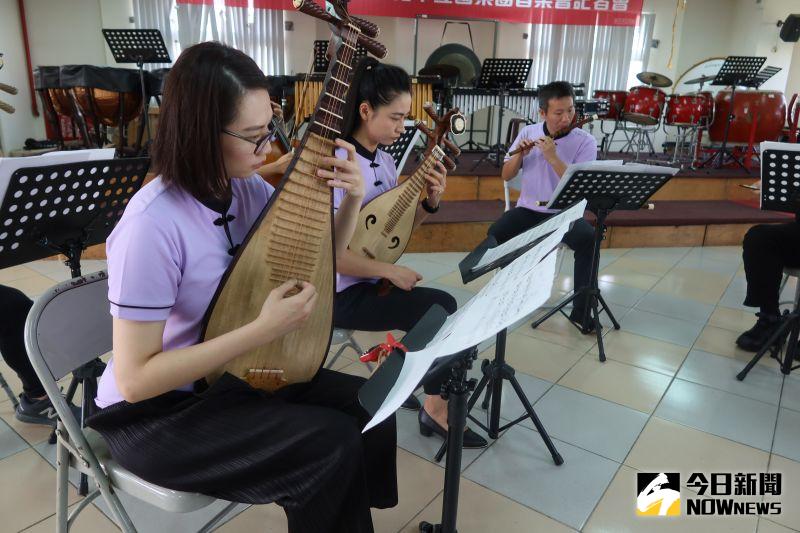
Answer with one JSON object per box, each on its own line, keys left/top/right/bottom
{"left": 637, "top": 71, "right": 672, "bottom": 88}
{"left": 684, "top": 74, "right": 715, "bottom": 85}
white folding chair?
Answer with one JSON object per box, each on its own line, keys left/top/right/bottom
{"left": 502, "top": 172, "right": 522, "bottom": 212}
{"left": 25, "top": 271, "right": 238, "bottom": 532}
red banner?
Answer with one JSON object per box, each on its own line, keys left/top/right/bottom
{"left": 178, "top": 0, "right": 643, "bottom": 26}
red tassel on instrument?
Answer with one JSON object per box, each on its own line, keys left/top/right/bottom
{"left": 360, "top": 332, "right": 407, "bottom": 363}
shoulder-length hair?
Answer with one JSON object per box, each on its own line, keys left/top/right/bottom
{"left": 151, "top": 41, "right": 271, "bottom": 199}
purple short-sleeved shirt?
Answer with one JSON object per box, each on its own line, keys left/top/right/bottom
{"left": 505, "top": 123, "right": 597, "bottom": 212}
{"left": 95, "top": 175, "right": 274, "bottom": 408}
{"left": 333, "top": 139, "right": 397, "bottom": 293}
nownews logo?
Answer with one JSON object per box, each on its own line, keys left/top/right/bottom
{"left": 637, "top": 473, "right": 680, "bottom": 516}
{"left": 637, "top": 472, "right": 783, "bottom": 517}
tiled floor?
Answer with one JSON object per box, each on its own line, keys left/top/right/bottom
{"left": 1, "top": 247, "right": 799, "bottom": 532}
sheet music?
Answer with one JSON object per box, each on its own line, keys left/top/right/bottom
{"left": 546, "top": 160, "right": 678, "bottom": 209}
{"left": 364, "top": 223, "right": 566, "bottom": 432}
{"left": 474, "top": 198, "right": 586, "bottom": 270}
{"left": 0, "top": 149, "right": 115, "bottom": 207}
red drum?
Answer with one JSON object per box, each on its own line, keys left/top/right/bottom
{"left": 623, "top": 86, "right": 667, "bottom": 125}
{"left": 665, "top": 92, "right": 713, "bottom": 126}
{"left": 593, "top": 90, "right": 628, "bottom": 120}
{"left": 708, "top": 90, "right": 786, "bottom": 144}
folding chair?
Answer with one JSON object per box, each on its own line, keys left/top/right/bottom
{"left": 25, "top": 271, "right": 239, "bottom": 532}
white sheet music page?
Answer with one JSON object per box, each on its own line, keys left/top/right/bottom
{"left": 474, "top": 198, "right": 587, "bottom": 270}
{"left": 364, "top": 225, "right": 565, "bottom": 432}
{"left": 0, "top": 149, "right": 115, "bottom": 208}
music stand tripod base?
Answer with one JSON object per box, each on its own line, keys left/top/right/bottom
{"left": 530, "top": 169, "right": 672, "bottom": 362}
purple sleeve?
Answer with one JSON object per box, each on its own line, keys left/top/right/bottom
{"left": 573, "top": 134, "right": 598, "bottom": 164}
{"left": 107, "top": 212, "right": 181, "bottom": 321}
{"left": 332, "top": 147, "right": 348, "bottom": 212}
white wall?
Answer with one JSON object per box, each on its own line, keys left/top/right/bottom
{"left": 0, "top": 0, "right": 38, "bottom": 153}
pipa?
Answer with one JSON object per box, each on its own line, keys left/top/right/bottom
{"left": 349, "top": 103, "right": 465, "bottom": 264}
{"left": 202, "top": 0, "right": 387, "bottom": 391}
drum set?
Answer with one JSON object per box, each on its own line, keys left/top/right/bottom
{"left": 593, "top": 71, "right": 787, "bottom": 168}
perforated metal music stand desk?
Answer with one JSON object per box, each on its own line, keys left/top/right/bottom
{"left": 472, "top": 58, "right": 534, "bottom": 169}
{"left": 702, "top": 55, "right": 766, "bottom": 171}
{"left": 0, "top": 157, "right": 149, "bottom": 492}
{"left": 102, "top": 29, "right": 171, "bottom": 154}
{"left": 738, "top": 146, "right": 800, "bottom": 380}
{"left": 745, "top": 66, "right": 782, "bottom": 89}
{"left": 531, "top": 168, "right": 673, "bottom": 361}
{"left": 313, "top": 39, "right": 368, "bottom": 72}
{"left": 379, "top": 120, "right": 422, "bottom": 171}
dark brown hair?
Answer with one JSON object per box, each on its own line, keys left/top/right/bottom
{"left": 341, "top": 57, "right": 411, "bottom": 139}
{"left": 538, "top": 81, "right": 575, "bottom": 111}
{"left": 151, "top": 41, "right": 271, "bottom": 199}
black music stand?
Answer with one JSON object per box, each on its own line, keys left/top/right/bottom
{"left": 359, "top": 305, "right": 478, "bottom": 533}
{"left": 102, "top": 29, "right": 171, "bottom": 154}
{"left": 745, "top": 66, "right": 782, "bottom": 88}
{"left": 313, "top": 39, "right": 368, "bottom": 72}
{"left": 531, "top": 167, "right": 673, "bottom": 361}
{"left": 701, "top": 55, "right": 765, "bottom": 171}
{"left": 454, "top": 227, "right": 567, "bottom": 465}
{"left": 379, "top": 121, "right": 422, "bottom": 171}
{"left": 0, "top": 157, "right": 149, "bottom": 493}
{"left": 738, "top": 145, "right": 800, "bottom": 380}
{"left": 471, "top": 59, "right": 533, "bottom": 170}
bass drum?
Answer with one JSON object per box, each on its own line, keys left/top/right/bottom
{"left": 665, "top": 92, "right": 713, "bottom": 126}
{"left": 708, "top": 90, "right": 786, "bottom": 144}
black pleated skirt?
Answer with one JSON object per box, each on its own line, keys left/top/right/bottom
{"left": 86, "top": 369, "right": 397, "bottom": 533}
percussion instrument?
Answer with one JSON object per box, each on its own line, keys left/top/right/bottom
{"left": 34, "top": 66, "right": 91, "bottom": 147}
{"left": 59, "top": 65, "right": 143, "bottom": 148}
{"left": 685, "top": 74, "right": 715, "bottom": 86}
{"left": 664, "top": 92, "right": 713, "bottom": 126}
{"left": 451, "top": 87, "right": 538, "bottom": 118}
{"left": 708, "top": 90, "right": 786, "bottom": 144}
{"left": 622, "top": 86, "right": 667, "bottom": 126}
{"left": 592, "top": 90, "right": 627, "bottom": 120}
{"left": 636, "top": 71, "right": 673, "bottom": 88}
{"left": 349, "top": 104, "right": 463, "bottom": 265}
{"left": 202, "top": 0, "right": 387, "bottom": 392}
{"left": 294, "top": 74, "right": 436, "bottom": 127}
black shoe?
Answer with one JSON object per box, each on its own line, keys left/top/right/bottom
{"left": 14, "top": 393, "right": 79, "bottom": 427}
{"left": 569, "top": 307, "right": 596, "bottom": 334}
{"left": 736, "top": 313, "right": 782, "bottom": 352}
{"left": 401, "top": 394, "right": 422, "bottom": 411}
{"left": 418, "top": 407, "right": 488, "bottom": 449}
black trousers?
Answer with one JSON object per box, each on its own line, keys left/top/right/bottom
{"left": 743, "top": 221, "right": 800, "bottom": 314}
{"left": 334, "top": 282, "right": 457, "bottom": 395}
{"left": 488, "top": 207, "right": 595, "bottom": 311}
{"left": 0, "top": 285, "right": 43, "bottom": 398}
{"left": 87, "top": 370, "right": 396, "bottom": 533}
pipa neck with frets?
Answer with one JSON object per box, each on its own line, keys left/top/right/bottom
{"left": 381, "top": 146, "right": 445, "bottom": 236}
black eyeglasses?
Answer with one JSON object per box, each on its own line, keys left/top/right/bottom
{"left": 222, "top": 121, "right": 277, "bottom": 154}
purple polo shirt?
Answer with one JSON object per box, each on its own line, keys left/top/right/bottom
{"left": 95, "top": 175, "right": 274, "bottom": 408}
{"left": 505, "top": 123, "right": 597, "bottom": 212}
{"left": 333, "top": 139, "right": 397, "bottom": 292}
